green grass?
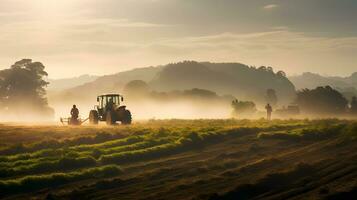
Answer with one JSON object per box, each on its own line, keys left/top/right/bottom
{"left": 0, "top": 119, "right": 355, "bottom": 197}
{"left": 0, "top": 165, "right": 122, "bottom": 194}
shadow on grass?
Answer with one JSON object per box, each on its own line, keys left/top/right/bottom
{"left": 203, "top": 163, "right": 315, "bottom": 200}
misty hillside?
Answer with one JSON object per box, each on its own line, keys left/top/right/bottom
{"left": 49, "top": 61, "right": 296, "bottom": 105}
{"left": 151, "top": 61, "right": 296, "bottom": 103}
{"left": 48, "top": 66, "right": 163, "bottom": 103}
{"left": 290, "top": 72, "right": 357, "bottom": 90}
{"left": 47, "top": 75, "right": 99, "bottom": 90}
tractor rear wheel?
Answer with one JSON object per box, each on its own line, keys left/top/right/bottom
{"left": 121, "top": 110, "right": 132, "bottom": 125}
{"left": 89, "top": 110, "right": 99, "bottom": 125}
{"left": 106, "top": 112, "right": 115, "bottom": 125}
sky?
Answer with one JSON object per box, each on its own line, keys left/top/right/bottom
{"left": 0, "top": 0, "right": 356, "bottom": 78}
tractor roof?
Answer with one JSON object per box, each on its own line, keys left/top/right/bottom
{"left": 98, "top": 94, "right": 121, "bottom": 97}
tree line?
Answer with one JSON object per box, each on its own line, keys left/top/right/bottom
{"left": 232, "top": 86, "right": 357, "bottom": 117}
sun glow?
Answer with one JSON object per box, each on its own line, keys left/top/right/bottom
{"left": 31, "top": 0, "right": 80, "bottom": 19}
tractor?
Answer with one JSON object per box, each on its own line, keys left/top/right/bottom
{"left": 89, "top": 94, "right": 132, "bottom": 125}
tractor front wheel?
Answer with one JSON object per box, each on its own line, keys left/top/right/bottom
{"left": 106, "top": 112, "right": 115, "bottom": 125}
{"left": 121, "top": 110, "right": 132, "bottom": 125}
{"left": 89, "top": 110, "right": 99, "bottom": 125}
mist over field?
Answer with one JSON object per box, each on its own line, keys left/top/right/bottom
{"left": 1, "top": 1, "right": 357, "bottom": 200}
{"left": 45, "top": 61, "right": 291, "bottom": 121}
{"left": 0, "top": 60, "right": 355, "bottom": 122}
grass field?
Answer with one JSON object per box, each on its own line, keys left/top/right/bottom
{"left": 0, "top": 119, "right": 356, "bottom": 200}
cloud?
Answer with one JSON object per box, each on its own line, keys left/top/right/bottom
{"left": 263, "top": 4, "right": 279, "bottom": 10}
{"left": 1, "top": 26, "right": 357, "bottom": 77}
{"left": 0, "top": 0, "right": 356, "bottom": 78}
{"left": 66, "top": 18, "right": 170, "bottom": 28}
{"left": 143, "top": 30, "right": 357, "bottom": 76}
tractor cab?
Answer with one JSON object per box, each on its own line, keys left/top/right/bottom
{"left": 97, "top": 94, "right": 124, "bottom": 114}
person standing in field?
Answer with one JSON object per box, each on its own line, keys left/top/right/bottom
{"left": 71, "top": 105, "right": 79, "bottom": 120}
{"left": 265, "top": 103, "right": 273, "bottom": 120}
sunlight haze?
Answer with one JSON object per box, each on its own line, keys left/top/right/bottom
{"left": 0, "top": 0, "right": 356, "bottom": 78}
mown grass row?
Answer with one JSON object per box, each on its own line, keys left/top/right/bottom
{"left": 0, "top": 156, "right": 97, "bottom": 179}
{"left": 0, "top": 121, "right": 339, "bottom": 179}
{"left": 0, "top": 165, "right": 122, "bottom": 195}
{"left": 0, "top": 127, "right": 183, "bottom": 163}
{"left": 0, "top": 119, "right": 354, "bottom": 197}
{"left": 1, "top": 121, "right": 349, "bottom": 180}
{"left": 0, "top": 131, "right": 182, "bottom": 171}
{"left": 0, "top": 134, "right": 146, "bottom": 162}
{"left": 0, "top": 138, "right": 177, "bottom": 178}
{"left": 0, "top": 127, "right": 258, "bottom": 179}
{"left": 100, "top": 128, "right": 259, "bottom": 164}
{"left": 258, "top": 125, "right": 343, "bottom": 141}
{"left": 0, "top": 126, "right": 212, "bottom": 166}
{"left": 258, "top": 122, "right": 357, "bottom": 141}
{"left": 0, "top": 119, "right": 310, "bottom": 157}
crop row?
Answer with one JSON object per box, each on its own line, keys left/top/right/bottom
{"left": 0, "top": 119, "right": 311, "bottom": 157}
{"left": 0, "top": 165, "right": 122, "bottom": 195}
{"left": 1, "top": 121, "right": 349, "bottom": 181}
{"left": 0, "top": 127, "right": 259, "bottom": 179}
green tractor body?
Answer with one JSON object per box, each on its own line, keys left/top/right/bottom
{"left": 89, "top": 94, "right": 132, "bottom": 125}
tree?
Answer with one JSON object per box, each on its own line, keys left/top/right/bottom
{"left": 231, "top": 99, "right": 257, "bottom": 118}
{"left": 183, "top": 88, "right": 218, "bottom": 99}
{"left": 296, "top": 86, "right": 348, "bottom": 115}
{"left": 277, "top": 71, "right": 286, "bottom": 77}
{"left": 266, "top": 89, "right": 278, "bottom": 107}
{"left": 351, "top": 96, "right": 357, "bottom": 114}
{"left": 0, "top": 59, "right": 53, "bottom": 118}
{"left": 258, "top": 66, "right": 267, "bottom": 71}
{"left": 123, "top": 80, "right": 150, "bottom": 98}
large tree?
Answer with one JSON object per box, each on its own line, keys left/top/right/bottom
{"left": 0, "top": 59, "right": 54, "bottom": 119}
{"left": 296, "top": 86, "right": 348, "bottom": 115}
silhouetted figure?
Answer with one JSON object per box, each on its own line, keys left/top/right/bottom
{"left": 105, "top": 98, "right": 114, "bottom": 112}
{"left": 71, "top": 105, "right": 79, "bottom": 120}
{"left": 265, "top": 103, "right": 273, "bottom": 120}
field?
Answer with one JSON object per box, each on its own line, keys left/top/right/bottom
{"left": 0, "top": 119, "right": 356, "bottom": 200}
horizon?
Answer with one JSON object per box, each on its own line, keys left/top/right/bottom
{"left": 0, "top": 0, "right": 357, "bottom": 78}
{"left": 46, "top": 61, "right": 356, "bottom": 80}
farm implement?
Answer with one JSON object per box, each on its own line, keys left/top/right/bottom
{"left": 60, "top": 117, "right": 89, "bottom": 126}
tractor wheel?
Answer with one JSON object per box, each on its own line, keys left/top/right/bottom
{"left": 106, "top": 112, "right": 115, "bottom": 125}
{"left": 121, "top": 110, "right": 132, "bottom": 125}
{"left": 89, "top": 110, "right": 99, "bottom": 125}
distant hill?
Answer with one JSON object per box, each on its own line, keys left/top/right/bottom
{"left": 49, "top": 61, "right": 296, "bottom": 106}
{"left": 290, "top": 72, "right": 357, "bottom": 90}
{"left": 289, "top": 72, "right": 357, "bottom": 100}
{"left": 48, "top": 66, "right": 163, "bottom": 104}
{"left": 151, "top": 61, "right": 296, "bottom": 104}
{"left": 48, "top": 75, "right": 98, "bottom": 91}
{"left": 332, "top": 72, "right": 357, "bottom": 87}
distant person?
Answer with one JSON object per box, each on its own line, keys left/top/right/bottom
{"left": 71, "top": 105, "right": 79, "bottom": 120}
{"left": 265, "top": 103, "right": 273, "bottom": 120}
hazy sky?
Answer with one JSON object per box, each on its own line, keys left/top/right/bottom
{"left": 0, "top": 0, "right": 356, "bottom": 78}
